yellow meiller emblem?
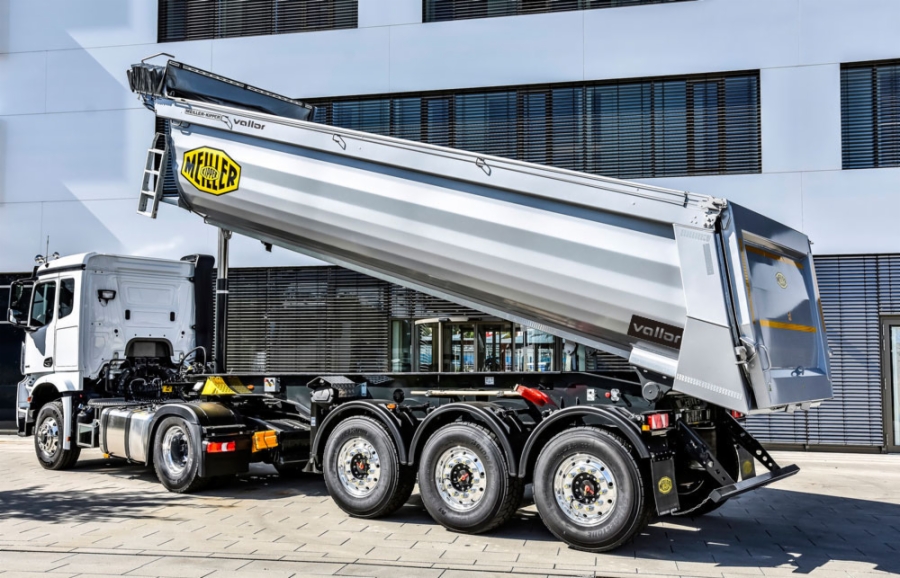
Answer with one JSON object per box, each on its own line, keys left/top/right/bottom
{"left": 658, "top": 476, "right": 673, "bottom": 495}
{"left": 181, "top": 147, "right": 241, "bottom": 195}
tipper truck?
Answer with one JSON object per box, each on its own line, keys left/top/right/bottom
{"left": 7, "top": 58, "right": 833, "bottom": 552}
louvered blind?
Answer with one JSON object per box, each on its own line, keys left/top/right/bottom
{"left": 746, "top": 254, "right": 900, "bottom": 448}
{"left": 309, "top": 72, "right": 760, "bottom": 179}
{"left": 222, "top": 267, "right": 498, "bottom": 373}
{"left": 158, "top": 0, "right": 358, "bottom": 42}
{"left": 423, "top": 0, "right": 692, "bottom": 22}
{"left": 842, "top": 60, "right": 900, "bottom": 169}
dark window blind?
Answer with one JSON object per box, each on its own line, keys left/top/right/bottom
{"left": 158, "top": 0, "right": 358, "bottom": 42}
{"left": 842, "top": 60, "right": 900, "bottom": 169}
{"left": 424, "top": 0, "right": 692, "bottom": 23}
{"left": 309, "top": 71, "right": 760, "bottom": 179}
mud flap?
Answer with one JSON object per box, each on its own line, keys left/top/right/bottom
{"left": 647, "top": 438, "right": 679, "bottom": 515}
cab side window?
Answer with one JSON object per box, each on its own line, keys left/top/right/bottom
{"left": 59, "top": 278, "right": 75, "bottom": 319}
{"left": 30, "top": 281, "right": 57, "bottom": 328}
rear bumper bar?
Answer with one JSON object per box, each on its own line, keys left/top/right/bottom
{"left": 709, "top": 464, "right": 799, "bottom": 503}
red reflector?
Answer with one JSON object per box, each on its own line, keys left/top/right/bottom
{"left": 207, "top": 441, "right": 236, "bottom": 454}
{"left": 730, "top": 410, "right": 745, "bottom": 419}
{"left": 647, "top": 413, "right": 669, "bottom": 430}
{"left": 515, "top": 385, "right": 554, "bottom": 407}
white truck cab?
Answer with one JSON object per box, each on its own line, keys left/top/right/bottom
{"left": 8, "top": 253, "right": 211, "bottom": 458}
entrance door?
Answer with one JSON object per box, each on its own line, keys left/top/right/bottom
{"left": 883, "top": 316, "right": 900, "bottom": 452}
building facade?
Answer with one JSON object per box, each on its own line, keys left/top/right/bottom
{"left": 0, "top": 0, "right": 899, "bottom": 449}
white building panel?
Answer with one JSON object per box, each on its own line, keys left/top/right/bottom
{"left": 389, "top": 11, "right": 584, "bottom": 92}
{"left": 0, "top": 110, "right": 153, "bottom": 204}
{"left": 761, "top": 65, "right": 843, "bottom": 174}
{"left": 801, "top": 168, "right": 900, "bottom": 255}
{"left": 359, "top": 0, "right": 421, "bottom": 28}
{"left": 799, "top": 0, "right": 900, "bottom": 65}
{"left": 0, "top": 51, "right": 47, "bottom": 116}
{"left": 0, "top": 202, "right": 44, "bottom": 270}
{"left": 583, "top": 0, "right": 799, "bottom": 81}
{"left": 0, "top": 0, "right": 157, "bottom": 54}
{"left": 211, "top": 27, "right": 391, "bottom": 99}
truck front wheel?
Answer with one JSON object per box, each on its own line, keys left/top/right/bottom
{"left": 533, "top": 427, "right": 650, "bottom": 552}
{"left": 153, "top": 417, "right": 209, "bottom": 493}
{"left": 323, "top": 416, "right": 415, "bottom": 518}
{"left": 418, "top": 422, "right": 524, "bottom": 534}
{"left": 34, "top": 400, "right": 81, "bottom": 470}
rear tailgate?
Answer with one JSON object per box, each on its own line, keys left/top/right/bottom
{"left": 721, "top": 203, "right": 832, "bottom": 410}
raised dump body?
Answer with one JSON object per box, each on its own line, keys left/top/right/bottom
{"left": 130, "top": 61, "right": 832, "bottom": 414}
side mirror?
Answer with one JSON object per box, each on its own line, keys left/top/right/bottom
{"left": 6, "top": 279, "right": 34, "bottom": 329}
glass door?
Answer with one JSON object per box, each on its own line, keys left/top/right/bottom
{"left": 883, "top": 317, "right": 900, "bottom": 452}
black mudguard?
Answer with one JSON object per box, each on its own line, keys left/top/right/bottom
{"left": 147, "top": 401, "right": 251, "bottom": 478}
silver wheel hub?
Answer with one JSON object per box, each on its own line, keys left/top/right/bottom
{"left": 337, "top": 437, "right": 381, "bottom": 497}
{"left": 37, "top": 417, "right": 59, "bottom": 457}
{"left": 553, "top": 453, "right": 618, "bottom": 526}
{"left": 162, "top": 425, "right": 191, "bottom": 477}
{"left": 434, "top": 445, "right": 487, "bottom": 512}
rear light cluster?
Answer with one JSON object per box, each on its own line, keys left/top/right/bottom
{"left": 206, "top": 441, "right": 236, "bottom": 453}
{"left": 642, "top": 412, "right": 670, "bottom": 432}
{"left": 730, "top": 410, "right": 745, "bottom": 419}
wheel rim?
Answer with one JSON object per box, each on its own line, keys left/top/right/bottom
{"left": 553, "top": 453, "right": 618, "bottom": 526}
{"left": 336, "top": 437, "right": 381, "bottom": 497}
{"left": 37, "top": 416, "right": 59, "bottom": 457}
{"left": 162, "top": 425, "right": 191, "bottom": 477}
{"left": 434, "top": 445, "right": 488, "bottom": 512}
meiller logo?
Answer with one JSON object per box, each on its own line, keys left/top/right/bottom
{"left": 627, "top": 315, "right": 684, "bottom": 350}
{"left": 234, "top": 118, "right": 265, "bottom": 130}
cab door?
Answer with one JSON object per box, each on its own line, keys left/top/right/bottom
{"left": 23, "top": 277, "right": 58, "bottom": 374}
{"left": 54, "top": 277, "right": 80, "bottom": 371}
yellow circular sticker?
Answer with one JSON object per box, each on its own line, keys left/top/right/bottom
{"left": 775, "top": 272, "right": 788, "bottom": 289}
{"left": 742, "top": 460, "right": 754, "bottom": 476}
{"left": 658, "top": 476, "right": 673, "bottom": 495}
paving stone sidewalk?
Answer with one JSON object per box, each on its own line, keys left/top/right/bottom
{"left": 0, "top": 435, "right": 898, "bottom": 578}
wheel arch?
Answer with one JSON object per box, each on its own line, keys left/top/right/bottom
{"left": 518, "top": 406, "right": 649, "bottom": 480}
{"left": 29, "top": 374, "right": 80, "bottom": 449}
{"left": 312, "top": 400, "right": 412, "bottom": 467}
{"left": 144, "top": 401, "right": 243, "bottom": 467}
{"left": 408, "top": 403, "right": 522, "bottom": 476}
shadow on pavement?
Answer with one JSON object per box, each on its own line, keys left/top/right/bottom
{"left": 5, "top": 458, "right": 897, "bottom": 575}
{"left": 634, "top": 487, "right": 900, "bottom": 575}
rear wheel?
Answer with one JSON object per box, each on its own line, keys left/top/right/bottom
{"left": 323, "top": 416, "right": 415, "bottom": 518}
{"left": 34, "top": 401, "right": 81, "bottom": 470}
{"left": 418, "top": 422, "right": 524, "bottom": 534}
{"left": 533, "top": 428, "right": 650, "bottom": 552}
{"left": 153, "top": 417, "right": 208, "bottom": 493}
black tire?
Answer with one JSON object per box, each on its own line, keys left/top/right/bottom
{"left": 323, "top": 416, "right": 415, "bottom": 518}
{"left": 533, "top": 427, "right": 650, "bottom": 552}
{"left": 418, "top": 422, "right": 525, "bottom": 534}
{"left": 671, "top": 439, "right": 740, "bottom": 517}
{"left": 153, "top": 416, "right": 209, "bottom": 493}
{"left": 34, "top": 401, "right": 81, "bottom": 470}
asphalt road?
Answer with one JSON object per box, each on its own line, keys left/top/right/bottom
{"left": 0, "top": 436, "right": 898, "bottom": 578}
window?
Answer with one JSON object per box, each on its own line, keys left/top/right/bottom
{"left": 842, "top": 60, "right": 900, "bottom": 169}
{"left": 423, "top": 0, "right": 692, "bottom": 23}
{"left": 158, "top": 0, "right": 358, "bottom": 43}
{"left": 309, "top": 71, "right": 761, "bottom": 179}
{"left": 59, "top": 279, "right": 75, "bottom": 320}
{"left": 29, "top": 281, "right": 56, "bottom": 328}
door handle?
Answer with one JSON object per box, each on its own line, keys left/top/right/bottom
{"left": 43, "top": 357, "right": 53, "bottom": 368}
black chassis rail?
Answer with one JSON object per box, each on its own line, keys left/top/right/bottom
{"left": 204, "top": 371, "right": 792, "bottom": 514}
